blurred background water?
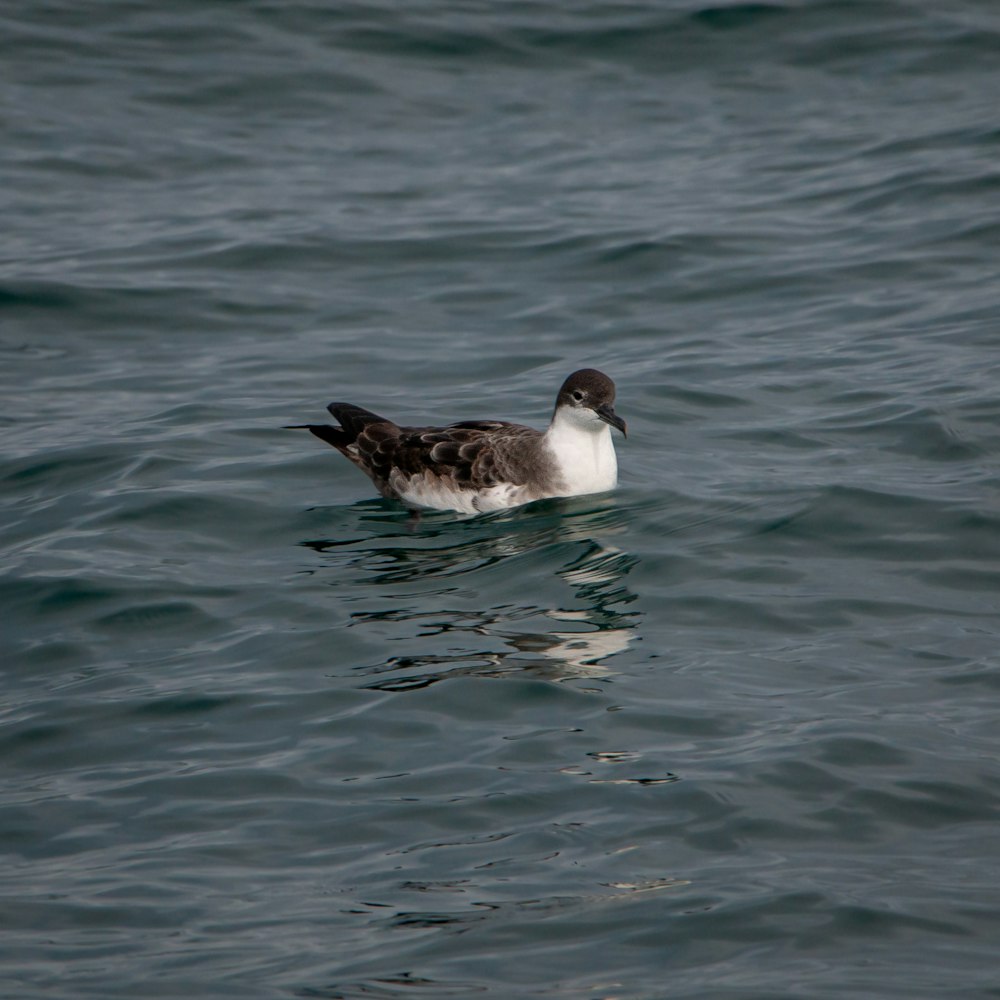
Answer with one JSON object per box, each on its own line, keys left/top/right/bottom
{"left": 3, "top": 1, "right": 1000, "bottom": 997}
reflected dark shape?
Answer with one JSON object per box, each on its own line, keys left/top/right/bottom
{"left": 586, "top": 775, "right": 680, "bottom": 785}
{"left": 358, "top": 622, "right": 633, "bottom": 691}
{"left": 388, "top": 910, "right": 487, "bottom": 928}
{"left": 303, "top": 497, "right": 633, "bottom": 585}
{"left": 297, "top": 973, "right": 488, "bottom": 998}
{"left": 557, "top": 539, "right": 638, "bottom": 613}
{"left": 400, "top": 880, "right": 472, "bottom": 893}
{"left": 563, "top": 750, "right": 679, "bottom": 786}
{"left": 301, "top": 497, "right": 642, "bottom": 688}
{"left": 600, "top": 877, "right": 690, "bottom": 894}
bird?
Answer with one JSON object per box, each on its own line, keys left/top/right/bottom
{"left": 290, "top": 368, "right": 627, "bottom": 514}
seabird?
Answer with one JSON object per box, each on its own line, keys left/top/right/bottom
{"left": 290, "top": 368, "right": 627, "bottom": 514}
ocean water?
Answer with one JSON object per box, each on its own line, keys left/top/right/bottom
{"left": 3, "top": 1, "right": 1000, "bottom": 997}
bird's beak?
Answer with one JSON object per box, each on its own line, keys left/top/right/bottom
{"left": 596, "top": 403, "right": 627, "bottom": 437}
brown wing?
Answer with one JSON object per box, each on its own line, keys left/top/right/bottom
{"left": 381, "top": 421, "right": 544, "bottom": 494}
{"left": 296, "top": 406, "right": 551, "bottom": 500}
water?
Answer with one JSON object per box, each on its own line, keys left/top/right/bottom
{"left": 3, "top": 1, "right": 1000, "bottom": 997}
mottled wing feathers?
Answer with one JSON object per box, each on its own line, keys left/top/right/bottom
{"left": 393, "top": 422, "right": 540, "bottom": 491}
{"left": 445, "top": 420, "right": 512, "bottom": 432}
{"left": 302, "top": 405, "right": 546, "bottom": 500}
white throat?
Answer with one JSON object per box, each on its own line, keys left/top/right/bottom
{"left": 544, "top": 404, "right": 619, "bottom": 497}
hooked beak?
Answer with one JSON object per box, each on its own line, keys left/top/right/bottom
{"left": 595, "top": 403, "right": 627, "bottom": 437}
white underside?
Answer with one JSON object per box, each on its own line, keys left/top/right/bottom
{"left": 396, "top": 475, "right": 535, "bottom": 514}
{"left": 393, "top": 406, "right": 619, "bottom": 514}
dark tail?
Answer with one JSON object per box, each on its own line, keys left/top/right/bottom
{"left": 325, "top": 402, "right": 391, "bottom": 438}
{"left": 286, "top": 402, "right": 392, "bottom": 452}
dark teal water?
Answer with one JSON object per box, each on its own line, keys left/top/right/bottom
{"left": 4, "top": 2, "right": 1000, "bottom": 997}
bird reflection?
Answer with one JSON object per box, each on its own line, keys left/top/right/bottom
{"left": 300, "top": 497, "right": 640, "bottom": 690}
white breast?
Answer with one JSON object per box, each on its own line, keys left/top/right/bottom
{"left": 543, "top": 407, "right": 618, "bottom": 498}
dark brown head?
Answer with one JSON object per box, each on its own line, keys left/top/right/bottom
{"left": 554, "top": 368, "right": 627, "bottom": 436}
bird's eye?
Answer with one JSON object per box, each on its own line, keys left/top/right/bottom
{"left": 571, "top": 390, "right": 584, "bottom": 402}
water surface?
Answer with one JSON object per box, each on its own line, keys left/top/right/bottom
{"left": 3, "top": 1, "right": 1000, "bottom": 997}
